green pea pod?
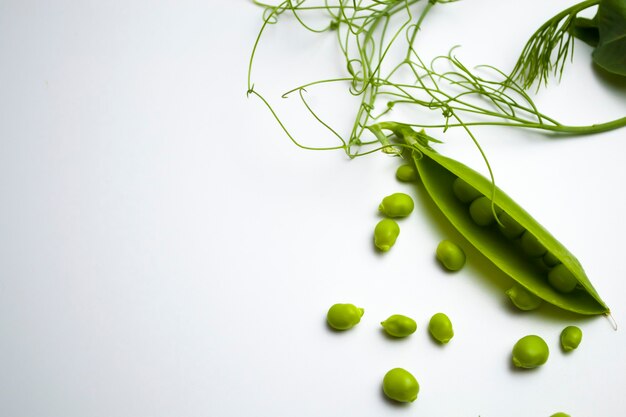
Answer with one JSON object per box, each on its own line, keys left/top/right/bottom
{"left": 400, "top": 130, "right": 609, "bottom": 315}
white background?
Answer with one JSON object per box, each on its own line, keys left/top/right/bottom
{"left": 1, "top": 1, "right": 626, "bottom": 416}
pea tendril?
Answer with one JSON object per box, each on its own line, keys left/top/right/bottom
{"left": 247, "top": 0, "right": 626, "bottom": 161}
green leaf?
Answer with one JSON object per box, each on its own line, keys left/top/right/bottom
{"left": 593, "top": 0, "right": 626, "bottom": 76}
{"left": 571, "top": 16, "right": 600, "bottom": 46}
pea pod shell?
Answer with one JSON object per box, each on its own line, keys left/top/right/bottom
{"left": 410, "top": 144, "right": 609, "bottom": 315}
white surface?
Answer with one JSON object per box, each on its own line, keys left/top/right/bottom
{"left": 1, "top": 1, "right": 625, "bottom": 416}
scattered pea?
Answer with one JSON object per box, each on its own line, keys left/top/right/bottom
{"left": 560, "top": 325, "right": 583, "bottom": 351}
{"left": 382, "top": 368, "right": 419, "bottom": 403}
{"left": 543, "top": 251, "right": 560, "bottom": 267}
{"left": 550, "top": 413, "right": 571, "bottom": 417}
{"left": 396, "top": 164, "right": 418, "bottom": 182}
{"left": 469, "top": 196, "right": 497, "bottom": 226}
{"left": 381, "top": 314, "right": 417, "bottom": 338}
{"left": 496, "top": 211, "right": 525, "bottom": 239}
{"left": 548, "top": 264, "right": 578, "bottom": 293}
{"left": 436, "top": 240, "right": 466, "bottom": 271}
{"left": 452, "top": 177, "right": 482, "bottom": 203}
{"left": 520, "top": 231, "right": 548, "bottom": 258}
{"left": 374, "top": 218, "right": 400, "bottom": 252}
{"left": 512, "top": 335, "right": 549, "bottom": 369}
{"left": 326, "top": 303, "right": 364, "bottom": 330}
{"left": 379, "top": 193, "right": 415, "bottom": 218}
{"left": 428, "top": 312, "right": 454, "bottom": 344}
{"left": 506, "top": 284, "right": 543, "bottom": 311}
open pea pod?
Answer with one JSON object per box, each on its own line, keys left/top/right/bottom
{"left": 402, "top": 131, "right": 610, "bottom": 315}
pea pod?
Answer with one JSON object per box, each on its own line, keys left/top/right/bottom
{"left": 385, "top": 126, "right": 610, "bottom": 315}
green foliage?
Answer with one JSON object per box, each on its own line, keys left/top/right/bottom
{"left": 510, "top": 0, "right": 626, "bottom": 88}
{"left": 593, "top": 0, "right": 626, "bottom": 76}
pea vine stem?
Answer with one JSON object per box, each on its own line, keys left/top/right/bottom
{"left": 247, "top": 0, "right": 626, "bottom": 161}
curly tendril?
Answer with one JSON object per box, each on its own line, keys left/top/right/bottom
{"left": 247, "top": 0, "right": 626, "bottom": 161}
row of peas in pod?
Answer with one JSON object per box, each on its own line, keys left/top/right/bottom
{"left": 395, "top": 163, "right": 586, "bottom": 409}
{"left": 453, "top": 177, "right": 579, "bottom": 296}
{"left": 400, "top": 163, "right": 586, "bottom": 312}
{"left": 326, "top": 303, "right": 454, "bottom": 403}
{"left": 395, "top": 164, "right": 586, "bottom": 360}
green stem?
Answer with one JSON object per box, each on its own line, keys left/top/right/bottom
{"left": 545, "top": 0, "right": 600, "bottom": 21}
{"left": 405, "top": 0, "right": 436, "bottom": 61}
{"left": 538, "top": 116, "right": 626, "bottom": 135}
{"left": 391, "top": 115, "right": 626, "bottom": 135}
{"left": 349, "top": 0, "right": 435, "bottom": 151}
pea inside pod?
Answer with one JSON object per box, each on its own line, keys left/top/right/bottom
{"left": 386, "top": 127, "right": 609, "bottom": 316}
{"left": 543, "top": 251, "right": 561, "bottom": 267}
{"left": 506, "top": 283, "right": 543, "bottom": 311}
{"left": 469, "top": 196, "right": 498, "bottom": 226}
{"left": 497, "top": 211, "right": 525, "bottom": 239}
{"left": 520, "top": 231, "right": 548, "bottom": 258}
{"left": 548, "top": 264, "right": 578, "bottom": 293}
{"left": 452, "top": 177, "right": 482, "bottom": 203}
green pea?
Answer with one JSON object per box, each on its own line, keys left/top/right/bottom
{"left": 520, "top": 231, "right": 547, "bottom": 258}
{"left": 382, "top": 368, "right": 419, "bottom": 403}
{"left": 436, "top": 240, "right": 466, "bottom": 271}
{"left": 560, "top": 325, "right": 583, "bottom": 351}
{"left": 326, "top": 303, "right": 364, "bottom": 330}
{"left": 543, "top": 251, "right": 561, "bottom": 267}
{"left": 428, "top": 312, "right": 454, "bottom": 344}
{"left": 452, "top": 177, "right": 482, "bottom": 204}
{"left": 396, "top": 164, "right": 418, "bottom": 182}
{"left": 512, "top": 335, "right": 549, "bottom": 368}
{"left": 506, "top": 284, "right": 543, "bottom": 311}
{"left": 550, "top": 413, "right": 571, "bottom": 417}
{"left": 548, "top": 264, "right": 578, "bottom": 293}
{"left": 379, "top": 193, "right": 415, "bottom": 218}
{"left": 469, "top": 196, "right": 497, "bottom": 226}
{"left": 374, "top": 218, "right": 400, "bottom": 252}
{"left": 497, "top": 211, "right": 525, "bottom": 239}
{"left": 381, "top": 314, "right": 417, "bottom": 338}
